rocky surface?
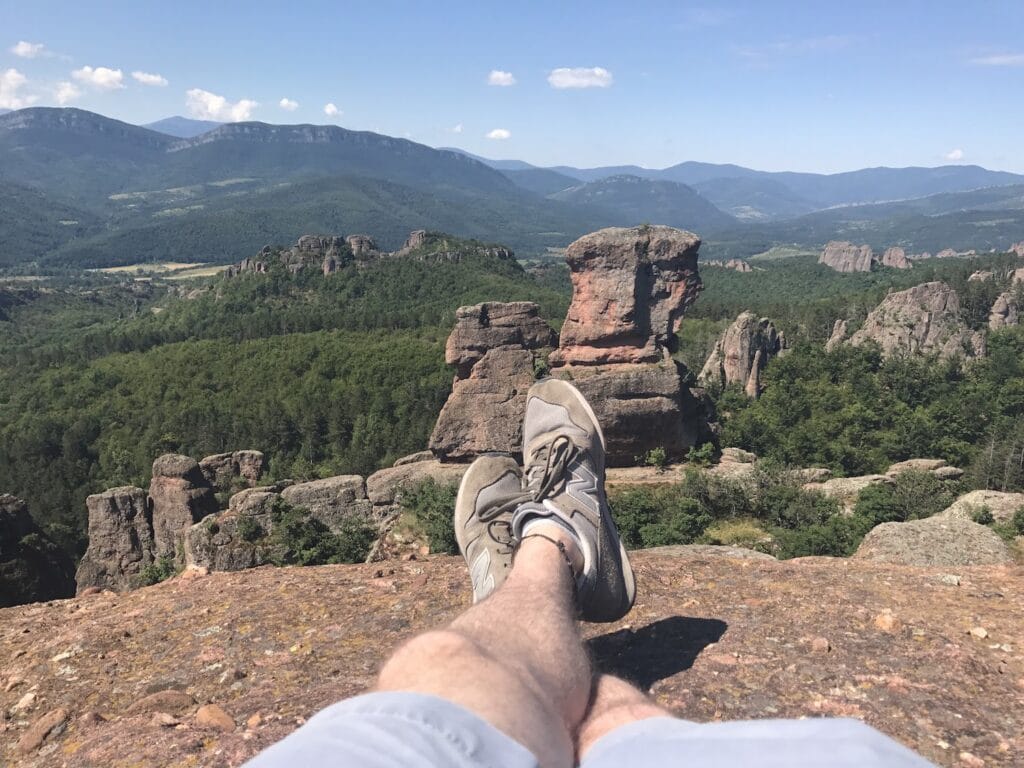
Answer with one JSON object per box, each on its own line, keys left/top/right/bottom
{"left": 149, "top": 455, "right": 218, "bottom": 560}
{"left": 280, "top": 476, "right": 375, "bottom": 526}
{"left": 698, "top": 312, "right": 785, "bottom": 397}
{"left": 429, "top": 302, "right": 558, "bottom": 460}
{"left": 939, "top": 490, "right": 1024, "bottom": 523}
{"left": 1, "top": 552, "right": 1022, "bottom": 767}
{"left": 818, "top": 241, "right": 875, "bottom": 273}
{"left": 802, "top": 475, "right": 893, "bottom": 513}
{"left": 551, "top": 226, "right": 702, "bottom": 366}
{"left": 1009, "top": 241, "right": 1024, "bottom": 258}
{"left": 879, "top": 247, "right": 912, "bottom": 270}
{"left": 969, "top": 270, "right": 995, "bottom": 283}
{"left": 199, "top": 451, "right": 266, "bottom": 490}
{"left": 847, "top": 282, "right": 986, "bottom": 359}
{"left": 990, "top": 291, "right": 1019, "bottom": 330}
{"left": 854, "top": 516, "right": 1015, "bottom": 566}
{"left": 74, "top": 487, "right": 154, "bottom": 593}
{"left": 0, "top": 495, "right": 75, "bottom": 608}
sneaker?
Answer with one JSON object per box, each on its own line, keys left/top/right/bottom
{"left": 454, "top": 454, "right": 524, "bottom": 603}
{"left": 511, "top": 378, "right": 636, "bottom": 623}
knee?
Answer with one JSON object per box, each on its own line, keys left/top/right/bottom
{"left": 378, "top": 630, "right": 482, "bottom": 688}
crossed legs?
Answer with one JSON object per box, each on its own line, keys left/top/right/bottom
{"left": 376, "top": 530, "right": 671, "bottom": 767}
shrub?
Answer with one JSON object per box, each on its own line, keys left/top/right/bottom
{"left": 636, "top": 447, "right": 668, "bottom": 471}
{"left": 237, "top": 516, "right": 265, "bottom": 543}
{"left": 140, "top": 555, "right": 178, "bottom": 586}
{"left": 399, "top": 479, "right": 459, "bottom": 555}
{"left": 269, "top": 499, "right": 376, "bottom": 565}
{"left": 854, "top": 470, "right": 956, "bottom": 525}
{"left": 1014, "top": 506, "right": 1024, "bottom": 536}
{"left": 686, "top": 442, "right": 717, "bottom": 468}
{"left": 609, "top": 486, "right": 712, "bottom": 549}
{"left": 971, "top": 506, "right": 995, "bottom": 526}
{"left": 699, "top": 518, "right": 771, "bottom": 550}
{"left": 772, "top": 515, "right": 875, "bottom": 559}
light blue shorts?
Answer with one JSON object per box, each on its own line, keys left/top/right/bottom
{"left": 245, "top": 691, "right": 935, "bottom": 767}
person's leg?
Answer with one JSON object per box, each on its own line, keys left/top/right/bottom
{"left": 377, "top": 526, "right": 590, "bottom": 768}
{"left": 575, "top": 675, "right": 674, "bottom": 760}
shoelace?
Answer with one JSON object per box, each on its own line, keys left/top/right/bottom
{"left": 476, "top": 435, "right": 581, "bottom": 549}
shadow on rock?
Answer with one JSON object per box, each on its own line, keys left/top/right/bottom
{"left": 588, "top": 616, "right": 727, "bottom": 690}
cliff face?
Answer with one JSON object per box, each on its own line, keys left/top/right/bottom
{"left": 1, "top": 551, "right": 1021, "bottom": 767}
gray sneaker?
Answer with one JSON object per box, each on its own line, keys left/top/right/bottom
{"left": 511, "top": 378, "right": 636, "bottom": 622}
{"left": 454, "top": 454, "right": 524, "bottom": 603}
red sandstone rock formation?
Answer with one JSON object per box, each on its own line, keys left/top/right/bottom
{"left": 551, "top": 226, "right": 702, "bottom": 366}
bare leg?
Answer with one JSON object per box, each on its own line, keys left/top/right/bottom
{"left": 576, "top": 674, "right": 674, "bottom": 761}
{"left": 376, "top": 528, "right": 590, "bottom": 768}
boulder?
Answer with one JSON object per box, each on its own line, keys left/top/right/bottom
{"left": 1009, "top": 241, "right": 1024, "bottom": 258}
{"left": 969, "top": 270, "right": 995, "bottom": 283}
{"left": 149, "top": 454, "right": 218, "bottom": 559}
{"left": 989, "top": 291, "right": 1019, "bottom": 330}
{"left": 698, "top": 312, "right": 784, "bottom": 397}
{"left": 854, "top": 515, "right": 1014, "bottom": 566}
{"left": 366, "top": 461, "right": 469, "bottom": 508}
{"left": 552, "top": 363, "right": 715, "bottom": 466}
{"left": 825, "top": 319, "right": 848, "bottom": 352}
{"left": 939, "top": 490, "right": 1024, "bottom": 523}
{"left": 75, "top": 487, "right": 154, "bottom": 593}
{"left": 802, "top": 475, "right": 892, "bottom": 513}
{"left": 720, "top": 447, "right": 757, "bottom": 464}
{"left": 886, "top": 459, "right": 947, "bottom": 475}
{"left": 199, "top": 450, "right": 266, "bottom": 489}
{"left": 0, "top": 494, "right": 75, "bottom": 607}
{"left": 880, "top": 247, "right": 912, "bottom": 270}
{"left": 280, "top": 475, "right": 375, "bottom": 526}
{"left": 345, "top": 234, "right": 377, "bottom": 257}
{"left": 935, "top": 248, "right": 959, "bottom": 259}
{"left": 819, "top": 241, "right": 874, "bottom": 273}
{"left": 551, "top": 226, "right": 702, "bottom": 366}
{"left": 847, "top": 282, "right": 986, "bottom": 359}
{"left": 429, "top": 302, "right": 558, "bottom": 460}
{"left": 393, "top": 451, "right": 434, "bottom": 467}
{"left": 184, "top": 488, "right": 280, "bottom": 572}
{"left": 400, "top": 229, "right": 428, "bottom": 252}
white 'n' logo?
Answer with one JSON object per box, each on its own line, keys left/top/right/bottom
{"left": 566, "top": 459, "right": 600, "bottom": 516}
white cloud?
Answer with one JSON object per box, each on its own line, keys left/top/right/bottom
{"left": 970, "top": 53, "right": 1024, "bottom": 67}
{"left": 487, "top": 69, "right": 516, "bottom": 86}
{"left": 547, "top": 66, "right": 614, "bottom": 89}
{"left": 72, "top": 66, "right": 125, "bottom": 90}
{"left": 486, "top": 128, "right": 511, "bottom": 140}
{"left": 452, "top": 122, "right": 463, "bottom": 133}
{"left": 279, "top": 97, "right": 299, "bottom": 111}
{"left": 186, "top": 88, "right": 258, "bottom": 121}
{"left": 324, "top": 102, "right": 340, "bottom": 117}
{"left": 945, "top": 148, "right": 965, "bottom": 161}
{"left": 132, "top": 71, "right": 168, "bottom": 87}
{"left": 0, "top": 68, "right": 36, "bottom": 109}
{"left": 11, "top": 41, "right": 45, "bottom": 58}
{"left": 54, "top": 81, "right": 81, "bottom": 105}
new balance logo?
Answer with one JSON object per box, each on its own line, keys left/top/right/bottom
{"left": 566, "top": 459, "right": 601, "bottom": 516}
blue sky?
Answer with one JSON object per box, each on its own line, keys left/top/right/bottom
{"left": 2, "top": 0, "right": 1023, "bottom": 173}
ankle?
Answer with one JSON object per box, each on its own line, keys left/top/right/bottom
{"left": 519, "top": 520, "right": 584, "bottom": 576}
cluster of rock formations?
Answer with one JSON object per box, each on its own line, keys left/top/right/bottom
{"left": 702, "top": 258, "right": 752, "bottom": 272}
{"left": 818, "top": 241, "right": 913, "bottom": 272}
{"left": 75, "top": 451, "right": 264, "bottom": 593}
{"left": 0, "top": 495, "right": 75, "bottom": 607}
{"left": 431, "top": 226, "right": 714, "bottom": 465}
{"left": 827, "top": 281, "right": 987, "bottom": 359}
{"left": 698, "top": 312, "right": 785, "bottom": 397}
{"left": 226, "top": 231, "right": 515, "bottom": 277}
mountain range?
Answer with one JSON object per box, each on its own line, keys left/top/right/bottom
{"left": 3, "top": 107, "right": 1024, "bottom": 268}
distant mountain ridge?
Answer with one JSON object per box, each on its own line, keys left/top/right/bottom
{"left": 144, "top": 115, "right": 223, "bottom": 138}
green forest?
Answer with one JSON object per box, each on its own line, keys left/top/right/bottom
{"left": 3, "top": 240, "right": 1024, "bottom": 568}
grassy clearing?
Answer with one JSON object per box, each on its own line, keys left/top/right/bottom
{"left": 749, "top": 245, "right": 819, "bottom": 262}
{"left": 94, "top": 262, "right": 206, "bottom": 274}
